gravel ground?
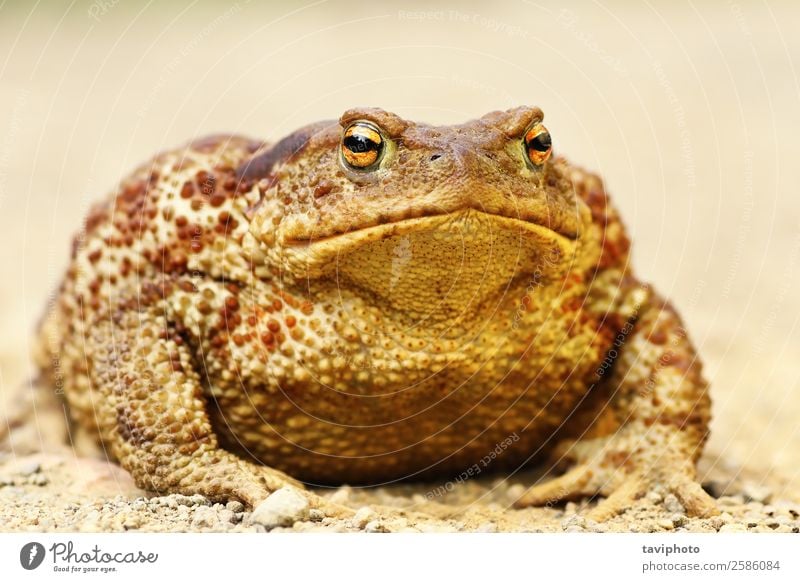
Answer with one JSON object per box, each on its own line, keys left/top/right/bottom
{"left": 1, "top": 450, "right": 798, "bottom": 533}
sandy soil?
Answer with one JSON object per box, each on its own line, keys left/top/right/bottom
{"left": 0, "top": 449, "right": 798, "bottom": 533}
{"left": 1, "top": 1, "right": 799, "bottom": 532}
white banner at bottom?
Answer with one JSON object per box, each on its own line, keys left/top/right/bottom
{"left": 1, "top": 533, "right": 797, "bottom": 581}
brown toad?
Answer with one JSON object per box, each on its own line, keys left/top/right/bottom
{"left": 34, "top": 107, "right": 717, "bottom": 520}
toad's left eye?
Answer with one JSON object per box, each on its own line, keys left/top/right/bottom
{"left": 341, "top": 121, "right": 385, "bottom": 170}
{"left": 524, "top": 124, "right": 552, "bottom": 167}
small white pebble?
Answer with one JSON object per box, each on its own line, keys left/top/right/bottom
{"left": 505, "top": 484, "right": 526, "bottom": 500}
{"left": 31, "top": 474, "right": 49, "bottom": 486}
{"left": 742, "top": 482, "right": 772, "bottom": 504}
{"left": 351, "top": 506, "right": 378, "bottom": 529}
{"left": 328, "top": 486, "right": 352, "bottom": 504}
{"left": 561, "top": 515, "right": 585, "bottom": 530}
{"left": 218, "top": 509, "right": 236, "bottom": 524}
{"left": 663, "top": 494, "right": 684, "bottom": 514}
{"left": 122, "top": 514, "right": 142, "bottom": 530}
{"left": 17, "top": 461, "right": 41, "bottom": 476}
{"left": 646, "top": 491, "right": 663, "bottom": 504}
{"left": 250, "top": 487, "right": 310, "bottom": 530}
{"left": 191, "top": 506, "right": 220, "bottom": 529}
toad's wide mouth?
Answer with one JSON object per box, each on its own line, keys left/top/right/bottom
{"left": 275, "top": 210, "right": 578, "bottom": 276}
{"left": 282, "top": 210, "right": 578, "bottom": 248}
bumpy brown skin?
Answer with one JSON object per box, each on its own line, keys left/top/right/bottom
{"left": 35, "top": 107, "right": 717, "bottom": 519}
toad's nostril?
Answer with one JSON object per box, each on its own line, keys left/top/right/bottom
{"left": 429, "top": 153, "right": 443, "bottom": 161}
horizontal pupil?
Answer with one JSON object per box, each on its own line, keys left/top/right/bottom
{"left": 344, "top": 134, "right": 381, "bottom": 154}
{"left": 529, "top": 133, "right": 551, "bottom": 152}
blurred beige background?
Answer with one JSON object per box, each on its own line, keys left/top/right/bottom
{"left": 1, "top": 0, "right": 798, "bottom": 492}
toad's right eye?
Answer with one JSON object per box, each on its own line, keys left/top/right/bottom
{"left": 341, "top": 121, "right": 385, "bottom": 170}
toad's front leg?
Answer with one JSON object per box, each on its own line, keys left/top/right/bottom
{"left": 515, "top": 284, "right": 718, "bottom": 520}
{"left": 86, "top": 309, "right": 349, "bottom": 516}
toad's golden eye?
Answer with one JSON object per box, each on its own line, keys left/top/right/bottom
{"left": 341, "top": 121, "right": 385, "bottom": 169}
{"left": 524, "top": 124, "right": 552, "bottom": 167}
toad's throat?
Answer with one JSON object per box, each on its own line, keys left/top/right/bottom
{"left": 299, "top": 211, "right": 575, "bottom": 325}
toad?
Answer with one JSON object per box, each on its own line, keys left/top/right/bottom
{"left": 34, "top": 107, "right": 717, "bottom": 520}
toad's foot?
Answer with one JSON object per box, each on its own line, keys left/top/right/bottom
{"left": 163, "top": 450, "right": 353, "bottom": 519}
{"left": 514, "top": 427, "right": 718, "bottom": 520}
